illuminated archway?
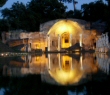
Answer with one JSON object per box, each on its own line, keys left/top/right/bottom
{"left": 47, "top": 20, "right": 83, "bottom": 50}
{"left": 47, "top": 20, "right": 83, "bottom": 36}
{"left": 61, "top": 32, "right": 70, "bottom": 48}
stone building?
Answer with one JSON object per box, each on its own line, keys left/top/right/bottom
{"left": 2, "top": 19, "right": 98, "bottom": 52}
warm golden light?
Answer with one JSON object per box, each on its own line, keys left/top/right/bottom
{"left": 74, "top": 52, "right": 80, "bottom": 55}
{"left": 49, "top": 68, "right": 83, "bottom": 85}
{"left": 79, "top": 34, "right": 82, "bottom": 47}
{"left": 47, "top": 20, "right": 83, "bottom": 49}
{"left": 35, "top": 43, "right": 40, "bottom": 49}
{"left": 48, "top": 20, "right": 83, "bottom": 36}
{"left": 47, "top": 54, "right": 98, "bottom": 85}
{"left": 48, "top": 55, "right": 83, "bottom": 85}
{"left": 75, "top": 49, "right": 80, "bottom": 52}
{"left": 29, "top": 55, "right": 48, "bottom": 67}
{"left": 61, "top": 32, "right": 70, "bottom": 48}
{"left": 62, "top": 56, "right": 72, "bottom": 71}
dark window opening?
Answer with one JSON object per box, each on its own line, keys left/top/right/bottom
{"left": 65, "top": 39, "right": 69, "bottom": 43}
{"left": 65, "top": 61, "right": 69, "bottom": 65}
{"left": 53, "top": 59, "right": 55, "bottom": 64}
{"left": 52, "top": 41, "right": 54, "bottom": 46}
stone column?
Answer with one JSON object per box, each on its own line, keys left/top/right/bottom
{"left": 58, "top": 53, "right": 61, "bottom": 69}
{"left": 70, "top": 34, "right": 72, "bottom": 47}
{"left": 99, "top": 39, "right": 101, "bottom": 52}
{"left": 106, "top": 32, "right": 109, "bottom": 48}
{"left": 70, "top": 58, "right": 73, "bottom": 70}
{"left": 98, "top": 40, "right": 99, "bottom": 52}
{"left": 58, "top": 34, "right": 60, "bottom": 51}
{"left": 47, "top": 35, "right": 50, "bottom": 51}
{"left": 23, "top": 39, "right": 25, "bottom": 52}
{"left": 28, "top": 54, "right": 32, "bottom": 66}
{"left": 48, "top": 54, "right": 51, "bottom": 70}
{"left": 80, "top": 54, "right": 83, "bottom": 70}
{"left": 79, "top": 34, "right": 82, "bottom": 47}
{"left": 102, "top": 34, "right": 105, "bottom": 53}
{"left": 28, "top": 43, "right": 31, "bottom": 52}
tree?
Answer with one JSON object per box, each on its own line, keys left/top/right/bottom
{"left": 0, "top": 0, "right": 7, "bottom": 7}
{"left": 66, "top": 9, "right": 82, "bottom": 19}
{"left": 0, "top": 19, "right": 10, "bottom": 31}
{"left": 1, "top": 0, "right": 66, "bottom": 31}
{"left": 59, "top": 0, "right": 78, "bottom": 11}
{"left": 1, "top": 1, "right": 27, "bottom": 30}
{"left": 81, "top": 0, "right": 107, "bottom": 21}
{"left": 106, "top": 0, "right": 110, "bottom": 9}
{"left": 27, "top": 0, "right": 66, "bottom": 23}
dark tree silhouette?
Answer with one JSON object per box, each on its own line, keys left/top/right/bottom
{"left": 0, "top": 0, "right": 7, "bottom": 7}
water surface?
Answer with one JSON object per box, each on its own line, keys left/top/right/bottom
{"left": 0, "top": 52, "right": 110, "bottom": 95}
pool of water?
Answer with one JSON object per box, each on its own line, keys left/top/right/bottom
{"left": 0, "top": 88, "right": 5, "bottom": 95}
{"left": 0, "top": 52, "right": 110, "bottom": 95}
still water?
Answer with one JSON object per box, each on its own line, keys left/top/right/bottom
{"left": 0, "top": 52, "right": 110, "bottom": 95}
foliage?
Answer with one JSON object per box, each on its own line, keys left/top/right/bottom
{"left": 80, "top": 0, "right": 110, "bottom": 32}
{"left": 27, "top": 0, "right": 66, "bottom": 23}
{"left": 66, "top": 9, "right": 82, "bottom": 19}
{"left": 58, "top": 0, "right": 72, "bottom": 3}
{"left": 0, "top": 0, "right": 110, "bottom": 32}
{"left": 0, "top": 19, "right": 10, "bottom": 31}
{"left": 59, "top": 0, "right": 78, "bottom": 11}
{"left": 81, "top": 0, "right": 108, "bottom": 21}
{"left": 0, "top": 0, "right": 66, "bottom": 32}
{"left": 0, "top": 0, "right": 7, "bottom": 7}
{"left": 106, "top": 0, "right": 110, "bottom": 9}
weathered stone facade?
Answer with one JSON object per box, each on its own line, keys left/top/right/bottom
{"left": 2, "top": 19, "right": 98, "bottom": 52}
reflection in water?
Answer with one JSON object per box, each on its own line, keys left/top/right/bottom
{"left": 44, "top": 53, "right": 99, "bottom": 85}
{"left": 1, "top": 53, "right": 107, "bottom": 85}
{"left": 48, "top": 54, "right": 84, "bottom": 85}
{"left": 1, "top": 53, "right": 110, "bottom": 95}
{"left": 1, "top": 53, "right": 110, "bottom": 85}
{"left": 96, "top": 53, "right": 110, "bottom": 74}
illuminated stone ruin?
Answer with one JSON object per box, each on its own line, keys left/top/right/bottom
{"left": 2, "top": 19, "right": 98, "bottom": 52}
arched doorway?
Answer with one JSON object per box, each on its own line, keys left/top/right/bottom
{"left": 46, "top": 19, "right": 84, "bottom": 51}
{"left": 61, "top": 32, "right": 71, "bottom": 48}
{"left": 62, "top": 56, "right": 72, "bottom": 71}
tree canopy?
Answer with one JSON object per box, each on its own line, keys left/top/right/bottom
{"left": 81, "top": 0, "right": 107, "bottom": 21}
{"left": 0, "top": 0, "right": 7, "bottom": 7}
{"left": 0, "top": 0, "right": 110, "bottom": 32}
{"left": 0, "top": 0, "right": 66, "bottom": 31}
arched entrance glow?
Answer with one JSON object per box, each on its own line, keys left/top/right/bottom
{"left": 47, "top": 20, "right": 83, "bottom": 36}
{"left": 61, "top": 32, "right": 70, "bottom": 48}
{"left": 47, "top": 20, "right": 83, "bottom": 51}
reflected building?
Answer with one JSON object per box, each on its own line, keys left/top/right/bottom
{"left": 96, "top": 53, "right": 110, "bottom": 74}
{"left": 1, "top": 53, "right": 99, "bottom": 85}
{"left": 42, "top": 53, "right": 98, "bottom": 85}
{"left": 2, "top": 57, "right": 29, "bottom": 77}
